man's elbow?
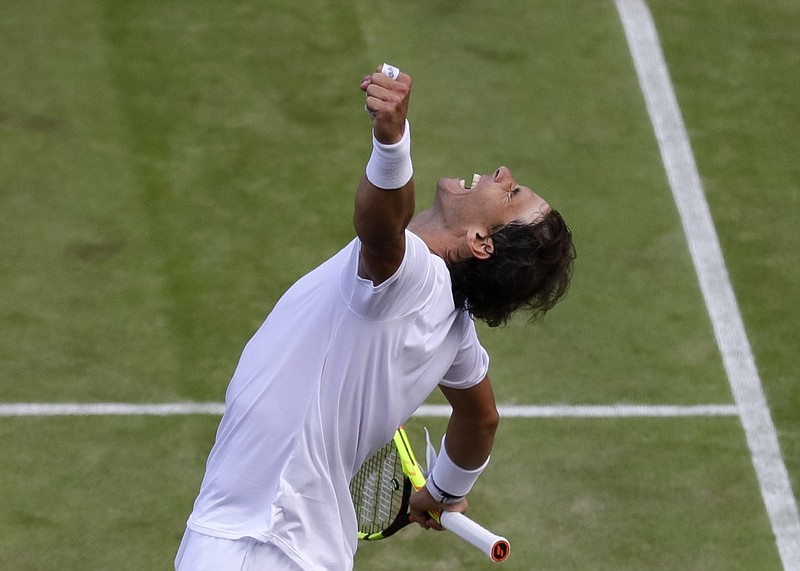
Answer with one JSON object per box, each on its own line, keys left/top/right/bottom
{"left": 467, "top": 404, "right": 499, "bottom": 437}
{"left": 483, "top": 405, "right": 500, "bottom": 434}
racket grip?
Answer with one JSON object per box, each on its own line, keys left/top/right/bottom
{"left": 440, "top": 511, "right": 510, "bottom": 563}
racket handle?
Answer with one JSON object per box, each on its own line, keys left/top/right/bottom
{"left": 440, "top": 511, "right": 510, "bottom": 563}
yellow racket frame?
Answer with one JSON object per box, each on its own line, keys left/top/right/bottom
{"left": 394, "top": 427, "right": 442, "bottom": 523}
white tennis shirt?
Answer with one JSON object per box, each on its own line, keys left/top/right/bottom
{"left": 187, "top": 230, "right": 489, "bottom": 570}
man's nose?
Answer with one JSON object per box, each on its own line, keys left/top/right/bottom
{"left": 494, "top": 165, "right": 513, "bottom": 184}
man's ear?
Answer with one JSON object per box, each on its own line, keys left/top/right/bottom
{"left": 467, "top": 231, "right": 494, "bottom": 260}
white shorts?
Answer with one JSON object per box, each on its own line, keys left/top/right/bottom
{"left": 175, "top": 529, "right": 303, "bottom": 571}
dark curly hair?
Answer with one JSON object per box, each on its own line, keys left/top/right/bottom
{"left": 448, "top": 209, "right": 575, "bottom": 327}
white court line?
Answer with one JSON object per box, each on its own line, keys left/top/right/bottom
{"left": 0, "top": 402, "right": 738, "bottom": 418}
{"left": 615, "top": 1, "right": 800, "bottom": 568}
{"left": 0, "top": 402, "right": 226, "bottom": 417}
{"left": 420, "top": 404, "right": 739, "bottom": 418}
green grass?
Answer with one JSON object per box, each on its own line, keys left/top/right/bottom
{"left": 649, "top": 0, "right": 800, "bottom": 501}
{"left": 357, "top": 417, "right": 782, "bottom": 570}
{"left": 0, "top": 416, "right": 217, "bottom": 570}
{"left": 0, "top": 1, "right": 797, "bottom": 569}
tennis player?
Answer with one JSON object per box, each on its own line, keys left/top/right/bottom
{"left": 176, "top": 64, "right": 574, "bottom": 570}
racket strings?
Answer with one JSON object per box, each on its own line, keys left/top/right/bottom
{"left": 350, "top": 441, "right": 405, "bottom": 534}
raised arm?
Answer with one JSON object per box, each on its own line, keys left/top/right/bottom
{"left": 354, "top": 65, "right": 415, "bottom": 285}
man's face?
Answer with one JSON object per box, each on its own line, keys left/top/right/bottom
{"left": 435, "top": 166, "right": 550, "bottom": 232}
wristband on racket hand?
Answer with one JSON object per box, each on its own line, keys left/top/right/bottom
{"left": 425, "top": 435, "right": 490, "bottom": 505}
{"left": 365, "top": 119, "right": 412, "bottom": 190}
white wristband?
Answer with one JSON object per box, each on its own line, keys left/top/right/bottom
{"left": 365, "top": 120, "right": 413, "bottom": 190}
{"left": 426, "top": 436, "right": 490, "bottom": 504}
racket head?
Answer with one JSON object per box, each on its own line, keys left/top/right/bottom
{"left": 350, "top": 434, "right": 413, "bottom": 540}
{"left": 353, "top": 427, "right": 512, "bottom": 562}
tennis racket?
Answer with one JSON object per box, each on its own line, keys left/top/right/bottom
{"left": 350, "top": 426, "right": 510, "bottom": 563}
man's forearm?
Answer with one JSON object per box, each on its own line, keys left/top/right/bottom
{"left": 439, "top": 377, "right": 499, "bottom": 469}
{"left": 443, "top": 406, "right": 499, "bottom": 470}
{"left": 353, "top": 64, "right": 415, "bottom": 284}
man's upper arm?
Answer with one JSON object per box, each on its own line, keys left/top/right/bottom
{"left": 353, "top": 174, "right": 415, "bottom": 284}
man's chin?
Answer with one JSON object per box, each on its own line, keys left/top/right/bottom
{"left": 437, "top": 177, "right": 470, "bottom": 195}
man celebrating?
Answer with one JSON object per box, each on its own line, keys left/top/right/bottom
{"left": 176, "top": 64, "right": 574, "bottom": 570}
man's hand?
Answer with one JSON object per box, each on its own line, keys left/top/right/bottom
{"left": 360, "top": 64, "right": 411, "bottom": 144}
{"left": 408, "top": 485, "right": 468, "bottom": 531}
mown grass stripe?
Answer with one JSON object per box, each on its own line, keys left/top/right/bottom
{"left": 615, "top": 1, "right": 800, "bottom": 568}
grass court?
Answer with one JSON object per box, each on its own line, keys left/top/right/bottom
{"left": 1, "top": 1, "right": 798, "bottom": 569}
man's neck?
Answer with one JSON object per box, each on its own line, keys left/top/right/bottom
{"left": 408, "top": 208, "right": 457, "bottom": 261}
